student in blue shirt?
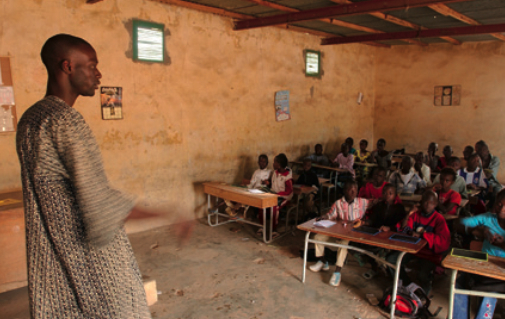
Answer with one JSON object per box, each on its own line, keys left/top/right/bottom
{"left": 453, "top": 189, "right": 505, "bottom": 319}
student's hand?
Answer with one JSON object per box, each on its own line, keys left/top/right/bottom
{"left": 371, "top": 198, "right": 380, "bottom": 206}
{"left": 412, "top": 232, "right": 421, "bottom": 238}
{"left": 467, "top": 183, "right": 478, "bottom": 190}
{"left": 409, "top": 205, "right": 419, "bottom": 216}
{"left": 432, "top": 183, "right": 442, "bottom": 192}
{"left": 263, "top": 180, "right": 271, "bottom": 186}
{"left": 379, "top": 226, "right": 390, "bottom": 232}
{"left": 353, "top": 219, "right": 363, "bottom": 228}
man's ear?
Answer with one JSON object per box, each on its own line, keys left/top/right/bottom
{"left": 60, "top": 59, "right": 72, "bottom": 74}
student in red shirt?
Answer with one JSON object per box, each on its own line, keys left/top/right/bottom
{"left": 386, "top": 191, "right": 450, "bottom": 294}
{"left": 432, "top": 167, "right": 462, "bottom": 215}
{"left": 358, "top": 167, "right": 387, "bottom": 199}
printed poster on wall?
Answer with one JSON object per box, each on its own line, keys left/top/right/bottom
{"left": 100, "top": 86, "right": 123, "bottom": 120}
{"left": 274, "top": 90, "right": 291, "bottom": 122}
{"left": 434, "top": 85, "right": 461, "bottom": 106}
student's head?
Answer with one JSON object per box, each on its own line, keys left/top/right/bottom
{"left": 343, "top": 180, "right": 358, "bottom": 202}
{"left": 463, "top": 145, "right": 474, "bottom": 160}
{"left": 273, "top": 153, "right": 288, "bottom": 171}
{"left": 401, "top": 156, "right": 413, "bottom": 174}
{"left": 443, "top": 145, "right": 453, "bottom": 158}
{"left": 359, "top": 139, "right": 368, "bottom": 151}
{"left": 415, "top": 152, "right": 424, "bottom": 164}
{"left": 258, "top": 154, "right": 268, "bottom": 169}
{"left": 428, "top": 142, "right": 438, "bottom": 154}
{"left": 345, "top": 137, "right": 354, "bottom": 149}
{"left": 420, "top": 190, "right": 438, "bottom": 216}
{"left": 373, "top": 167, "right": 387, "bottom": 186}
{"left": 448, "top": 156, "right": 461, "bottom": 171}
{"left": 341, "top": 143, "right": 349, "bottom": 156}
{"left": 302, "top": 158, "right": 312, "bottom": 172}
{"left": 382, "top": 183, "right": 397, "bottom": 204}
{"left": 467, "top": 153, "right": 480, "bottom": 172}
{"left": 493, "top": 189, "right": 505, "bottom": 220}
{"left": 315, "top": 144, "right": 323, "bottom": 155}
{"left": 377, "top": 138, "right": 386, "bottom": 151}
{"left": 41, "top": 34, "right": 102, "bottom": 97}
{"left": 475, "top": 140, "right": 489, "bottom": 159}
{"left": 439, "top": 167, "right": 456, "bottom": 191}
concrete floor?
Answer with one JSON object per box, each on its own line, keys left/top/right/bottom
{"left": 1, "top": 219, "right": 503, "bottom": 319}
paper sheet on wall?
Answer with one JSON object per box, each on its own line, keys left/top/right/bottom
{"left": 1, "top": 105, "right": 15, "bottom": 132}
{"left": 0, "top": 86, "right": 15, "bottom": 105}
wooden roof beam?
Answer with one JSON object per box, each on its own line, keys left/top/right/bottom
{"left": 234, "top": 0, "right": 469, "bottom": 30}
{"left": 330, "top": 0, "right": 460, "bottom": 45}
{"left": 429, "top": 3, "right": 505, "bottom": 41}
{"left": 242, "top": 0, "right": 419, "bottom": 45}
{"left": 150, "top": 0, "right": 390, "bottom": 47}
{"left": 321, "top": 23, "right": 505, "bottom": 45}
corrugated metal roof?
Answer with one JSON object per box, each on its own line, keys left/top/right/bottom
{"left": 178, "top": 0, "right": 505, "bottom": 46}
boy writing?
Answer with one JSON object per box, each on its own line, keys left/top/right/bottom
{"left": 309, "top": 181, "right": 371, "bottom": 286}
{"left": 386, "top": 191, "right": 451, "bottom": 294}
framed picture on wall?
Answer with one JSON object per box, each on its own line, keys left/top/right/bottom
{"left": 304, "top": 50, "right": 321, "bottom": 77}
{"left": 100, "top": 87, "right": 123, "bottom": 120}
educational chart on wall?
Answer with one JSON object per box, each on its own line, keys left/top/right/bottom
{"left": 0, "top": 57, "right": 17, "bottom": 133}
{"left": 100, "top": 86, "right": 123, "bottom": 120}
{"left": 434, "top": 85, "right": 461, "bottom": 106}
{"left": 274, "top": 90, "right": 291, "bottom": 122}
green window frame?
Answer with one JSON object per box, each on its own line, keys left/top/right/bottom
{"left": 133, "top": 20, "right": 165, "bottom": 63}
{"left": 305, "top": 50, "right": 321, "bottom": 77}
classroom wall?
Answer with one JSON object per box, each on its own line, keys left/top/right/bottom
{"left": 0, "top": 0, "right": 375, "bottom": 231}
{"left": 374, "top": 41, "right": 505, "bottom": 182}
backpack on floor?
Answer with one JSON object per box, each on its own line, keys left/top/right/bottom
{"left": 379, "top": 281, "right": 441, "bottom": 319}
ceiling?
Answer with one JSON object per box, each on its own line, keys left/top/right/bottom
{"left": 146, "top": 0, "right": 505, "bottom": 47}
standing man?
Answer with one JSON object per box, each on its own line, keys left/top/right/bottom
{"left": 16, "top": 34, "right": 186, "bottom": 318}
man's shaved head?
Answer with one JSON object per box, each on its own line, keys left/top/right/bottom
{"left": 41, "top": 34, "right": 93, "bottom": 74}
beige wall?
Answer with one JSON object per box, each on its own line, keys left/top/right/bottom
{"left": 0, "top": 0, "right": 375, "bottom": 230}
{"left": 374, "top": 42, "right": 505, "bottom": 181}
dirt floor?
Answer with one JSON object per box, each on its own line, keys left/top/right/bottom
{"left": 1, "top": 218, "right": 503, "bottom": 319}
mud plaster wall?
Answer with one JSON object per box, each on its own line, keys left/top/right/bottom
{"left": 0, "top": 0, "right": 375, "bottom": 232}
{"left": 374, "top": 42, "right": 505, "bottom": 182}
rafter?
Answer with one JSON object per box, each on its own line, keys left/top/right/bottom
{"left": 330, "top": 0, "right": 460, "bottom": 45}
{"left": 429, "top": 3, "right": 505, "bottom": 41}
{"left": 321, "top": 23, "right": 505, "bottom": 45}
{"left": 234, "top": 0, "right": 468, "bottom": 30}
{"left": 149, "top": 0, "right": 390, "bottom": 47}
{"left": 242, "top": 0, "right": 423, "bottom": 46}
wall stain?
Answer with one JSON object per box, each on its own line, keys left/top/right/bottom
{"left": 101, "top": 129, "right": 182, "bottom": 150}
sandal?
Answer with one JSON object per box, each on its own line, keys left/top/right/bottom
{"left": 271, "top": 231, "right": 280, "bottom": 239}
{"left": 256, "top": 228, "right": 264, "bottom": 237}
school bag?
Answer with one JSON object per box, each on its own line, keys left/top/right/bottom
{"left": 379, "top": 281, "right": 441, "bottom": 319}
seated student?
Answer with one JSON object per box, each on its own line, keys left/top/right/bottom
{"left": 307, "top": 144, "right": 331, "bottom": 167}
{"left": 258, "top": 153, "right": 293, "bottom": 238}
{"left": 437, "top": 145, "right": 453, "bottom": 170}
{"left": 296, "top": 159, "right": 320, "bottom": 214}
{"left": 388, "top": 156, "right": 426, "bottom": 195}
{"left": 433, "top": 157, "right": 468, "bottom": 199}
{"left": 359, "top": 167, "right": 396, "bottom": 202}
{"left": 459, "top": 153, "right": 488, "bottom": 191}
{"left": 475, "top": 140, "right": 502, "bottom": 196}
{"left": 462, "top": 145, "right": 474, "bottom": 168}
{"left": 453, "top": 189, "right": 505, "bottom": 319}
{"left": 354, "top": 139, "right": 371, "bottom": 184}
{"left": 432, "top": 168, "right": 462, "bottom": 216}
{"left": 414, "top": 151, "right": 432, "bottom": 187}
{"left": 371, "top": 138, "right": 392, "bottom": 169}
{"left": 333, "top": 143, "right": 355, "bottom": 182}
{"left": 248, "top": 154, "right": 272, "bottom": 189}
{"left": 424, "top": 142, "right": 440, "bottom": 171}
{"left": 309, "top": 181, "right": 371, "bottom": 286}
{"left": 345, "top": 137, "right": 357, "bottom": 155}
{"left": 386, "top": 191, "right": 451, "bottom": 294}
{"left": 363, "top": 184, "right": 406, "bottom": 231}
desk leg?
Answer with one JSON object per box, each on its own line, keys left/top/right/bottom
{"left": 390, "top": 251, "right": 406, "bottom": 319}
{"left": 448, "top": 269, "right": 457, "bottom": 319}
{"left": 302, "top": 231, "right": 310, "bottom": 283}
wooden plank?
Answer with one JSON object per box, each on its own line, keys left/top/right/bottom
{"left": 298, "top": 219, "right": 426, "bottom": 253}
{"left": 442, "top": 254, "right": 505, "bottom": 281}
{"left": 234, "top": 0, "right": 469, "bottom": 30}
{"left": 203, "top": 182, "right": 278, "bottom": 208}
{"left": 321, "top": 23, "right": 505, "bottom": 45}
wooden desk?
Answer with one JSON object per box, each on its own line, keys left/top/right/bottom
{"left": 290, "top": 161, "right": 348, "bottom": 174}
{"left": 298, "top": 219, "right": 426, "bottom": 319}
{"left": 442, "top": 254, "right": 505, "bottom": 319}
{"left": 353, "top": 162, "right": 378, "bottom": 168}
{"left": 0, "top": 189, "right": 27, "bottom": 293}
{"left": 292, "top": 174, "right": 329, "bottom": 186}
{"left": 204, "top": 182, "right": 284, "bottom": 243}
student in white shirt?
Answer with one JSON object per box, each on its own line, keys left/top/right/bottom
{"left": 248, "top": 154, "right": 272, "bottom": 189}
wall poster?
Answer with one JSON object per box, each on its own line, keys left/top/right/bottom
{"left": 274, "top": 90, "right": 291, "bottom": 122}
{"left": 100, "top": 87, "right": 123, "bottom": 120}
{"left": 0, "top": 57, "right": 17, "bottom": 133}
